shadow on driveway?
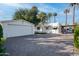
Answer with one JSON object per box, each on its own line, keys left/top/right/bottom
{"left": 4, "top": 34, "right": 73, "bottom": 56}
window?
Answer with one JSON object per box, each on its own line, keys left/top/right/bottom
{"left": 53, "top": 27, "right": 58, "bottom": 30}
{"left": 37, "top": 27, "right": 40, "bottom": 30}
{"left": 46, "top": 27, "right": 49, "bottom": 30}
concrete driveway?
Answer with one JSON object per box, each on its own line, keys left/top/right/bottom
{"left": 5, "top": 34, "right": 74, "bottom": 56}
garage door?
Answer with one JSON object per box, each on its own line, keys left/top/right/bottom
{"left": 3, "top": 24, "right": 34, "bottom": 38}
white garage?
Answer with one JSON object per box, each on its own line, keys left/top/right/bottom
{"left": 0, "top": 20, "right": 35, "bottom": 38}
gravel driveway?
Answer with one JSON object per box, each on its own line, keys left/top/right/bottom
{"left": 4, "top": 34, "right": 74, "bottom": 56}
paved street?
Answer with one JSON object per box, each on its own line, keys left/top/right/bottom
{"left": 4, "top": 34, "right": 74, "bottom": 56}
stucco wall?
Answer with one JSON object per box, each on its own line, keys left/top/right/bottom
{"left": 1, "top": 20, "right": 35, "bottom": 38}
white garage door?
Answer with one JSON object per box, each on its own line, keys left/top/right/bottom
{"left": 3, "top": 24, "right": 34, "bottom": 38}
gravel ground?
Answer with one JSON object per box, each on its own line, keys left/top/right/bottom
{"left": 4, "top": 34, "right": 74, "bottom": 56}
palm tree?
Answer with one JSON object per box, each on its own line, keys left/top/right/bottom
{"left": 53, "top": 13, "right": 57, "bottom": 23}
{"left": 64, "top": 9, "right": 70, "bottom": 25}
{"left": 48, "top": 13, "right": 52, "bottom": 23}
{"left": 30, "top": 6, "right": 38, "bottom": 16}
{"left": 37, "top": 12, "right": 47, "bottom": 32}
{"left": 37, "top": 12, "right": 47, "bottom": 24}
{"left": 70, "top": 3, "right": 79, "bottom": 28}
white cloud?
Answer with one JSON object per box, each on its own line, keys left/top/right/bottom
{"left": 37, "top": 4, "right": 55, "bottom": 13}
{"left": 0, "top": 3, "right": 62, "bottom": 13}
{"left": 2, "top": 3, "right": 23, "bottom": 8}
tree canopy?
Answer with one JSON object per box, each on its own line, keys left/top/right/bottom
{"left": 37, "top": 12, "right": 47, "bottom": 24}
{"left": 13, "top": 6, "right": 52, "bottom": 26}
{"left": 52, "top": 12, "right": 57, "bottom": 23}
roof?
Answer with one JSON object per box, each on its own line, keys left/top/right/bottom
{"left": 0, "top": 19, "right": 34, "bottom": 25}
{"left": 36, "top": 22, "right": 61, "bottom": 28}
{"left": 44, "top": 22, "right": 60, "bottom": 27}
{"left": 0, "top": 20, "right": 13, "bottom": 23}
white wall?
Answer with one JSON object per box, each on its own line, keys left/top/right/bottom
{"left": 1, "top": 20, "right": 35, "bottom": 38}
{"left": 35, "top": 22, "right": 61, "bottom": 34}
{"left": 47, "top": 23, "right": 61, "bottom": 34}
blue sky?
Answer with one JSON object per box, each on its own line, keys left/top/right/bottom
{"left": 0, "top": 3, "right": 79, "bottom": 25}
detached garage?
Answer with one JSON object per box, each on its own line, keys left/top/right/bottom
{"left": 0, "top": 20, "right": 35, "bottom": 38}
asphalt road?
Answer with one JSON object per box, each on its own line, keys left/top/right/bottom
{"left": 4, "top": 34, "right": 74, "bottom": 56}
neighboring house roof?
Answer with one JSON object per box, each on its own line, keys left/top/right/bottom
{"left": 36, "top": 22, "right": 61, "bottom": 27}
{"left": 47, "top": 22, "right": 60, "bottom": 26}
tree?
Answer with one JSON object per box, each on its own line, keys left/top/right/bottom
{"left": 37, "top": 12, "right": 47, "bottom": 24}
{"left": 48, "top": 13, "right": 52, "bottom": 23}
{"left": 30, "top": 6, "right": 38, "bottom": 16}
{"left": 64, "top": 9, "right": 70, "bottom": 25}
{"left": 53, "top": 13, "right": 57, "bottom": 23}
{"left": 13, "top": 8, "right": 28, "bottom": 20}
{"left": 70, "top": 3, "right": 79, "bottom": 29}
{"left": 0, "top": 24, "right": 5, "bottom": 56}
{"left": 29, "top": 6, "right": 39, "bottom": 25}
{"left": 13, "top": 6, "right": 40, "bottom": 26}
{"left": 13, "top": 6, "right": 52, "bottom": 26}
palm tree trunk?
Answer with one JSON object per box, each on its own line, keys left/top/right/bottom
{"left": 65, "top": 13, "right": 67, "bottom": 25}
{"left": 54, "top": 16, "right": 55, "bottom": 23}
{"left": 41, "top": 18, "right": 43, "bottom": 32}
{"left": 41, "top": 17, "right": 43, "bottom": 24}
{"left": 73, "top": 6, "right": 75, "bottom": 29}
{"left": 48, "top": 17, "right": 50, "bottom": 23}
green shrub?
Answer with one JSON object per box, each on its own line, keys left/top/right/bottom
{"left": 0, "top": 24, "right": 3, "bottom": 39}
{"left": 74, "top": 25, "right": 79, "bottom": 48}
{"left": 0, "top": 24, "right": 6, "bottom": 56}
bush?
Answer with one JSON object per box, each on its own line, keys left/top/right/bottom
{"left": 0, "top": 24, "right": 3, "bottom": 38}
{"left": 74, "top": 25, "right": 79, "bottom": 48}
{"left": 0, "top": 24, "right": 6, "bottom": 56}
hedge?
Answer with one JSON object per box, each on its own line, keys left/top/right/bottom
{"left": 0, "top": 24, "right": 3, "bottom": 38}
{"left": 0, "top": 24, "right": 6, "bottom": 56}
{"left": 74, "top": 25, "right": 79, "bottom": 48}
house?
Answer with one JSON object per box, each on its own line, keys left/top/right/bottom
{"left": 0, "top": 20, "right": 35, "bottom": 38}
{"left": 46, "top": 23, "right": 61, "bottom": 34}
{"left": 35, "top": 23, "right": 46, "bottom": 33}
{"left": 35, "top": 22, "right": 61, "bottom": 34}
